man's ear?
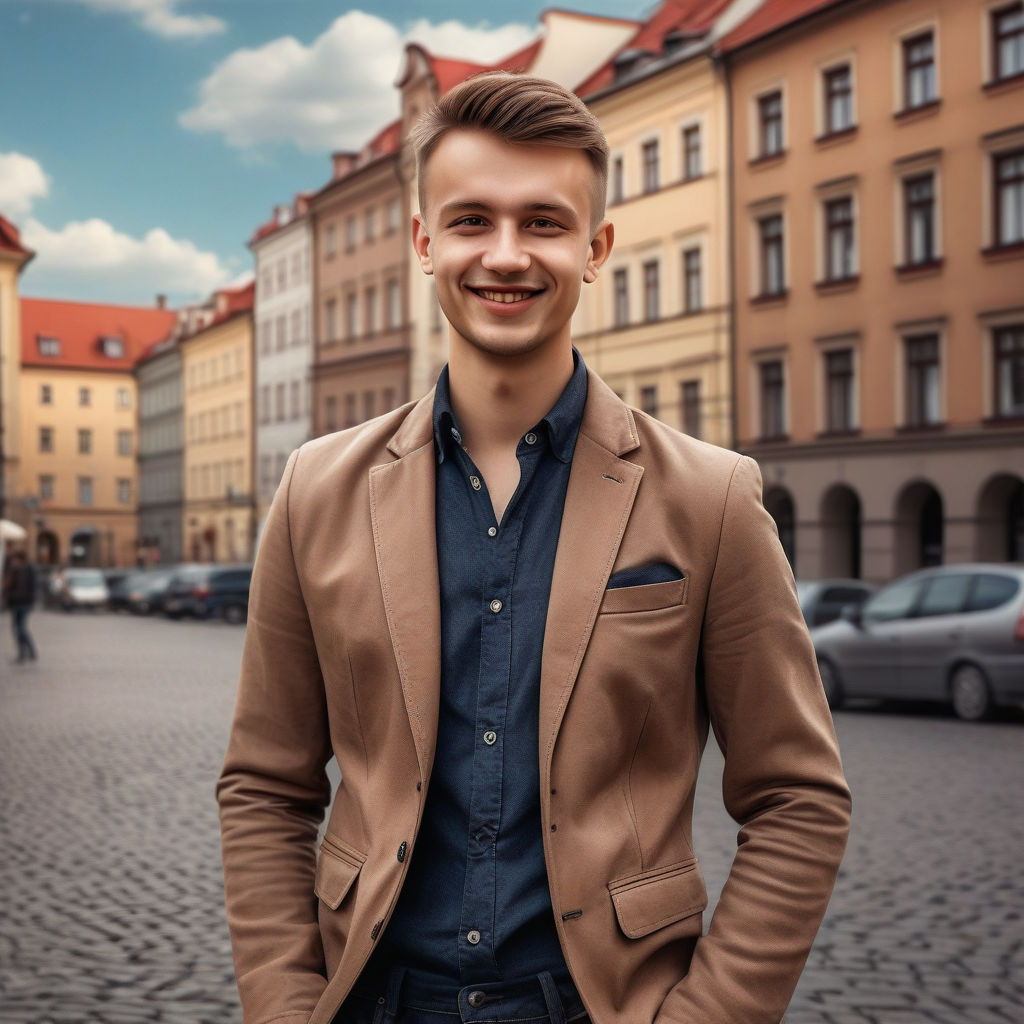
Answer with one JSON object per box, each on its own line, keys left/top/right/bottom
{"left": 412, "top": 214, "right": 433, "bottom": 275}
{"left": 583, "top": 220, "right": 614, "bottom": 284}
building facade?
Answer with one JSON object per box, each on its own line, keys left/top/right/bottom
{"left": 723, "top": 0, "right": 1024, "bottom": 581}
{"left": 180, "top": 284, "right": 256, "bottom": 564}
{"left": 17, "top": 297, "right": 176, "bottom": 567}
{"left": 251, "top": 197, "right": 314, "bottom": 520}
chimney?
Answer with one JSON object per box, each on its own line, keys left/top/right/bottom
{"left": 332, "top": 151, "right": 357, "bottom": 180}
{"left": 156, "top": 294, "right": 167, "bottom": 310}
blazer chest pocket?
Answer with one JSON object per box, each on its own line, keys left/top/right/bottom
{"left": 608, "top": 858, "right": 707, "bottom": 939}
{"left": 599, "top": 576, "right": 687, "bottom": 615}
{"left": 315, "top": 834, "right": 366, "bottom": 910}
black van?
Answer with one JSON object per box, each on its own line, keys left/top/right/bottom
{"left": 163, "top": 564, "right": 252, "bottom": 623}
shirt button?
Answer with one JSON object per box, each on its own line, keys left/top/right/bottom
{"left": 467, "top": 929, "right": 481, "bottom": 945}
{"left": 489, "top": 599, "right": 503, "bottom": 614}
{"left": 525, "top": 431, "right": 538, "bottom": 445}
{"left": 487, "top": 526, "right": 497, "bottom": 537}
{"left": 470, "top": 475, "right": 481, "bottom": 490}
{"left": 467, "top": 991, "right": 486, "bottom": 1008}
{"left": 483, "top": 730, "right": 497, "bottom": 745}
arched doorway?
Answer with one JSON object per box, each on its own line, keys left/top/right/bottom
{"left": 69, "top": 526, "right": 100, "bottom": 567}
{"left": 764, "top": 486, "right": 796, "bottom": 570}
{"left": 820, "top": 484, "right": 862, "bottom": 578}
{"left": 894, "top": 481, "right": 943, "bottom": 575}
{"left": 976, "top": 473, "right": 1024, "bottom": 562}
{"left": 35, "top": 530, "right": 59, "bottom": 566}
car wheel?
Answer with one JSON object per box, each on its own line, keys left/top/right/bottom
{"left": 817, "top": 657, "right": 844, "bottom": 711}
{"left": 222, "top": 603, "right": 246, "bottom": 625}
{"left": 950, "top": 663, "right": 993, "bottom": 722}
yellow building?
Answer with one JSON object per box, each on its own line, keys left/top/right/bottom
{"left": 17, "top": 297, "right": 177, "bottom": 567}
{"left": 0, "top": 215, "right": 34, "bottom": 524}
{"left": 573, "top": 0, "right": 737, "bottom": 448}
{"left": 180, "top": 283, "right": 256, "bottom": 563}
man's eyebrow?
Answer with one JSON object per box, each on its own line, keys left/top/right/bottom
{"left": 438, "top": 200, "right": 579, "bottom": 223}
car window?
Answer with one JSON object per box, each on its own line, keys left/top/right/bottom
{"left": 71, "top": 570, "right": 104, "bottom": 585}
{"left": 823, "top": 586, "right": 869, "bottom": 606}
{"left": 967, "top": 573, "right": 1020, "bottom": 612}
{"left": 917, "top": 574, "right": 972, "bottom": 617}
{"left": 865, "top": 578, "right": 922, "bottom": 623}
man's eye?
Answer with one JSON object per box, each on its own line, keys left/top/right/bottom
{"left": 453, "top": 216, "right": 486, "bottom": 227}
{"left": 529, "top": 218, "right": 561, "bottom": 230}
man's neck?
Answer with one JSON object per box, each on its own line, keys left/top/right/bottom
{"left": 447, "top": 340, "right": 575, "bottom": 456}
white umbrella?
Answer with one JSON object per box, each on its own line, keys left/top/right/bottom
{"left": 0, "top": 519, "right": 27, "bottom": 542}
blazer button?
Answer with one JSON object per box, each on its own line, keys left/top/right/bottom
{"left": 397, "top": 841, "right": 407, "bottom": 862}
{"left": 466, "top": 929, "right": 481, "bottom": 945}
{"left": 467, "top": 991, "right": 486, "bottom": 1008}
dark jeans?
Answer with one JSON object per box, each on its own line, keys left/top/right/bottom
{"left": 11, "top": 606, "right": 36, "bottom": 661}
{"left": 336, "top": 967, "right": 590, "bottom": 1024}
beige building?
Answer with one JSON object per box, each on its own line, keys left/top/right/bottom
{"left": 0, "top": 215, "right": 33, "bottom": 525}
{"left": 17, "top": 297, "right": 176, "bottom": 567}
{"left": 574, "top": 0, "right": 745, "bottom": 448}
{"left": 723, "top": 0, "right": 1024, "bottom": 581}
{"left": 180, "top": 283, "right": 256, "bottom": 563}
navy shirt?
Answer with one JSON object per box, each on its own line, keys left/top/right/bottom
{"left": 368, "top": 353, "right": 588, "bottom": 986}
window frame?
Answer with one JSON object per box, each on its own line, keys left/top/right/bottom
{"left": 993, "top": 323, "right": 1024, "bottom": 417}
{"left": 758, "top": 358, "right": 787, "bottom": 440}
{"left": 758, "top": 90, "right": 784, "bottom": 159}
{"left": 992, "top": 1, "right": 1024, "bottom": 82}
{"left": 757, "top": 213, "right": 786, "bottom": 298}
{"left": 641, "top": 138, "right": 660, "bottom": 194}
{"left": 994, "top": 147, "right": 1024, "bottom": 248}
{"left": 683, "top": 246, "right": 703, "bottom": 313}
{"left": 902, "top": 30, "right": 937, "bottom": 110}
{"left": 824, "top": 347, "right": 856, "bottom": 433}
{"left": 682, "top": 123, "right": 702, "bottom": 181}
{"left": 904, "top": 332, "right": 943, "bottom": 427}
{"left": 642, "top": 259, "right": 660, "bottom": 323}
{"left": 613, "top": 268, "right": 629, "bottom": 328}
{"left": 824, "top": 195, "right": 857, "bottom": 282}
{"left": 822, "top": 62, "right": 855, "bottom": 136}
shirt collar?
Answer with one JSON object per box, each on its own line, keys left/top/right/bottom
{"left": 432, "top": 349, "right": 588, "bottom": 465}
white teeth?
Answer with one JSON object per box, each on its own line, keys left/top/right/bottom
{"left": 479, "top": 290, "right": 532, "bottom": 303}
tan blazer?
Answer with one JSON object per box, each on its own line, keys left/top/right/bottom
{"left": 218, "top": 369, "right": 851, "bottom": 1024}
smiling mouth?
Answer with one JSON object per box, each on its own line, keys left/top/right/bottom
{"left": 470, "top": 287, "right": 543, "bottom": 304}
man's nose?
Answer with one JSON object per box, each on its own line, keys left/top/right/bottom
{"left": 480, "top": 224, "right": 531, "bottom": 274}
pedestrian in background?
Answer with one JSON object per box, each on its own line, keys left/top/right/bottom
{"left": 3, "top": 549, "right": 38, "bottom": 664}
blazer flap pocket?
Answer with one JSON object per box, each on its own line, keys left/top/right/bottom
{"left": 315, "top": 835, "right": 366, "bottom": 910}
{"left": 609, "top": 859, "right": 707, "bottom": 939}
{"left": 600, "top": 577, "right": 687, "bottom": 615}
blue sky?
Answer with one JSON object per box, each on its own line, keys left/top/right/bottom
{"left": 0, "top": 0, "right": 651, "bottom": 306}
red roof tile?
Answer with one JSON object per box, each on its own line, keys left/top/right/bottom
{"left": 182, "top": 282, "right": 254, "bottom": 342}
{"left": 0, "top": 214, "right": 34, "bottom": 260}
{"left": 20, "top": 297, "right": 177, "bottom": 372}
{"left": 716, "top": 0, "right": 848, "bottom": 54}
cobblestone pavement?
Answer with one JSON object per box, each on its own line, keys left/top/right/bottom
{"left": 2, "top": 610, "right": 1022, "bottom": 1023}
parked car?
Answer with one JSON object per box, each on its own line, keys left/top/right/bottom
{"left": 104, "top": 569, "right": 135, "bottom": 612}
{"left": 796, "top": 578, "right": 876, "bottom": 628}
{"left": 125, "top": 568, "right": 177, "bottom": 615}
{"left": 163, "top": 564, "right": 252, "bottom": 623}
{"left": 812, "top": 564, "right": 1024, "bottom": 721}
{"left": 52, "top": 568, "right": 110, "bottom": 611}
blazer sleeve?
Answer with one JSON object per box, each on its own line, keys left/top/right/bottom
{"left": 217, "top": 447, "right": 334, "bottom": 1024}
{"left": 655, "top": 455, "right": 852, "bottom": 1024}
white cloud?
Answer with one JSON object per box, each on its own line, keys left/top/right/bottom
{"left": 179, "top": 10, "right": 536, "bottom": 153}
{"left": 0, "top": 153, "right": 50, "bottom": 219}
{"left": 22, "top": 216, "right": 232, "bottom": 302}
{"left": 59, "top": 0, "right": 225, "bottom": 39}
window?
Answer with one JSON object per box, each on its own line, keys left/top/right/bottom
{"left": 994, "top": 324, "right": 1024, "bottom": 417}
{"left": 40, "top": 384, "right": 52, "bottom": 405}
{"left": 904, "top": 173, "right": 936, "bottom": 264}
{"left": 79, "top": 386, "right": 91, "bottom": 407}
{"left": 758, "top": 214, "right": 785, "bottom": 297}
{"left": 116, "top": 387, "right": 131, "bottom": 408}
{"left": 968, "top": 572, "right": 1020, "bottom": 611}
{"left": 346, "top": 293, "right": 359, "bottom": 341}
{"left": 902, "top": 31, "right": 936, "bottom": 109}
{"left": 683, "top": 247, "right": 702, "bottom": 313}
{"left": 39, "top": 426, "right": 54, "bottom": 452}
{"left": 865, "top": 578, "right": 923, "bottom": 623}
{"left": 365, "top": 286, "right": 377, "bottom": 336}
{"left": 276, "top": 315, "right": 287, "bottom": 351}
{"left": 325, "top": 395, "right": 338, "bottom": 432}
{"left": 291, "top": 309, "right": 302, "bottom": 347}
{"left": 387, "top": 197, "right": 401, "bottom": 233}
{"left": 325, "top": 298, "right": 338, "bottom": 343}
{"left": 78, "top": 428, "right": 92, "bottom": 454}
{"left": 682, "top": 380, "right": 701, "bottom": 438}
{"left": 759, "top": 360, "right": 785, "bottom": 439}
{"left": 260, "top": 384, "right": 271, "bottom": 425}
{"left": 275, "top": 383, "right": 286, "bottom": 422}
{"left": 611, "top": 155, "right": 624, "bottom": 204}
{"left": 346, "top": 216, "right": 358, "bottom": 251}
{"left": 825, "top": 348, "right": 855, "bottom": 432}
{"left": 259, "top": 320, "right": 272, "bottom": 355}
{"left": 77, "top": 477, "right": 94, "bottom": 506}
{"left": 383, "top": 387, "right": 396, "bottom": 411}
{"left": 261, "top": 267, "right": 273, "bottom": 297}
{"left": 344, "top": 393, "right": 357, "bottom": 427}
{"left": 276, "top": 259, "right": 286, "bottom": 292}
{"left": 117, "top": 429, "right": 132, "bottom": 455}
{"left": 640, "top": 385, "right": 658, "bottom": 417}
{"left": 387, "top": 279, "right": 401, "bottom": 329}
{"left": 918, "top": 574, "right": 971, "bottom": 617}
{"left": 365, "top": 207, "right": 376, "bottom": 242}
{"left": 101, "top": 336, "right": 124, "bottom": 358}
{"left": 39, "top": 474, "right": 54, "bottom": 500}
{"left": 824, "top": 197, "right": 856, "bottom": 281}
{"left": 823, "top": 64, "right": 853, "bottom": 134}
{"left": 363, "top": 390, "right": 376, "bottom": 420}
{"left": 758, "top": 91, "right": 784, "bottom": 158}
{"left": 325, "top": 223, "right": 337, "bottom": 257}
{"left": 683, "top": 125, "right": 702, "bottom": 180}
{"left": 37, "top": 336, "right": 60, "bottom": 357}
{"left": 291, "top": 251, "right": 301, "bottom": 287}
{"left": 642, "top": 139, "right": 659, "bottom": 193}
{"left": 290, "top": 379, "right": 301, "bottom": 419}
{"left": 613, "top": 269, "right": 629, "bottom": 327}
{"left": 995, "top": 149, "right": 1024, "bottom": 247}
{"left": 643, "top": 260, "right": 660, "bottom": 322}
{"left": 993, "top": 2, "right": 1024, "bottom": 81}
{"left": 905, "top": 333, "right": 941, "bottom": 426}
{"left": 117, "top": 479, "right": 131, "bottom": 505}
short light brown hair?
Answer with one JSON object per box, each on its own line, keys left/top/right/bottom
{"left": 411, "top": 71, "right": 610, "bottom": 230}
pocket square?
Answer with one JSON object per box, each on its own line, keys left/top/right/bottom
{"left": 607, "top": 562, "right": 685, "bottom": 590}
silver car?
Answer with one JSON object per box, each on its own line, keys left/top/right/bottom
{"left": 812, "top": 564, "right": 1024, "bottom": 721}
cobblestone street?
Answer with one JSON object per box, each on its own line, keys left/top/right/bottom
{"left": 1, "top": 610, "right": 1022, "bottom": 1023}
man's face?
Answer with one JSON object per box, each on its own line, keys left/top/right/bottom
{"left": 413, "top": 129, "right": 612, "bottom": 361}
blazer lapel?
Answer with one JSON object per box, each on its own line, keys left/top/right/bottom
{"left": 369, "top": 394, "right": 441, "bottom": 783}
{"left": 539, "top": 372, "right": 643, "bottom": 765}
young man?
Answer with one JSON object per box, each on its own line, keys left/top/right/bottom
{"left": 3, "top": 549, "right": 38, "bottom": 664}
{"left": 218, "top": 73, "right": 851, "bottom": 1024}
